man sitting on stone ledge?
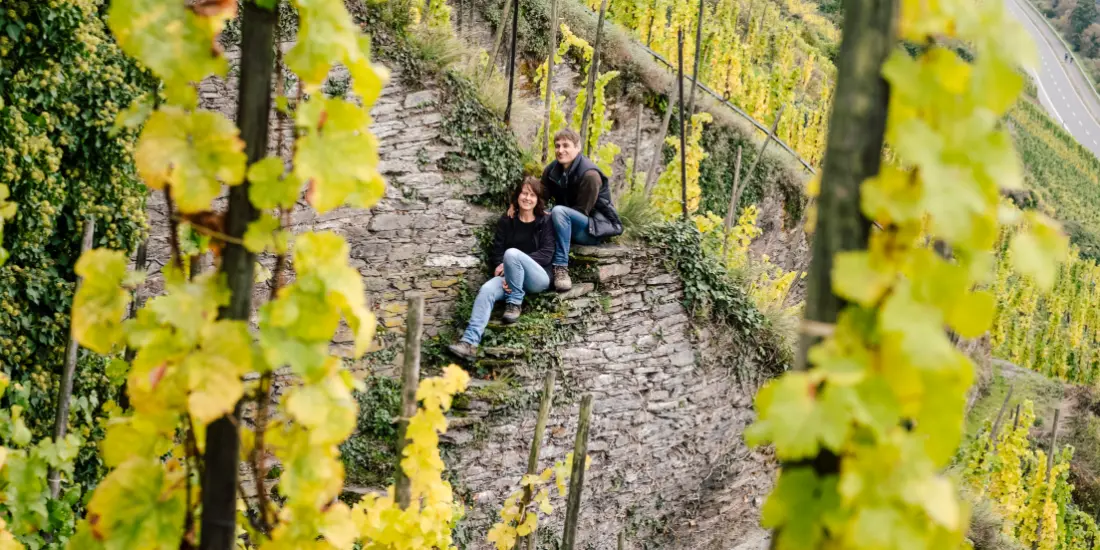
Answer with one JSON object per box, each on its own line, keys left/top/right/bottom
{"left": 536, "top": 128, "right": 623, "bottom": 292}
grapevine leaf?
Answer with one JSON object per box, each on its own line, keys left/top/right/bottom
{"left": 135, "top": 107, "right": 247, "bottom": 214}
{"left": 293, "top": 232, "right": 377, "bottom": 357}
{"left": 745, "top": 372, "right": 833, "bottom": 460}
{"left": 321, "top": 501, "right": 358, "bottom": 549}
{"left": 72, "top": 249, "right": 137, "bottom": 354}
{"left": 102, "top": 411, "right": 178, "bottom": 467}
{"left": 832, "top": 251, "right": 892, "bottom": 307}
{"left": 904, "top": 475, "right": 960, "bottom": 530}
{"left": 185, "top": 321, "right": 253, "bottom": 425}
{"left": 761, "top": 468, "right": 840, "bottom": 550}
{"left": 284, "top": 369, "right": 357, "bottom": 446}
{"left": 86, "top": 459, "right": 187, "bottom": 549}
{"left": 107, "top": 0, "right": 233, "bottom": 106}
{"left": 348, "top": 36, "right": 389, "bottom": 105}
{"left": 294, "top": 97, "right": 385, "bottom": 213}
{"left": 285, "top": 0, "right": 362, "bottom": 89}
{"left": 1010, "top": 215, "right": 1068, "bottom": 291}
{"left": 946, "top": 290, "right": 995, "bottom": 338}
{"left": 247, "top": 156, "right": 301, "bottom": 210}
{"left": 243, "top": 213, "right": 287, "bottom": 254}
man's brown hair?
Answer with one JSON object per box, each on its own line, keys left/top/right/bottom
{"left": 553, "top": 128, "right": 581, "bottom": 147}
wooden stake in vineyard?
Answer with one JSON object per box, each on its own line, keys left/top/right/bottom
{"left": 579, "top": 0, "right": 610, "bottom": 153}
{"left": 772, "top": 0, "right": 896, "bottom": 542}
{"left": 542, "top": 0, "right": 560, "bottom": 163}
{"left": 486, "top": 0, "right": 513, "bottom": 81}
{"left": 49, "top": 216, "right": 95, "bottom": 498}
{"left": 684, "top": 0, "right": 705, "bottom": 119}
{"left": 201, "top": 3, "right": 278, "bottom": 547}
{"left": 503, "top": 0, "right": 520, "bottom": 125}
{"left": 720, "top": 146, "right": 743, "bottom": 260}
{"left": 561, "top": 394, "right": 593, "bottom": 550}
{"left": 1033, "top": 408, "right": 1061, "bottom": 550}
{"left": 676, "top": 29, "right": 687, "bottom": 220}
{"left": 642, "top": 83, "right": 677, "bottom": 197}
{"left": 395, "top": 295, "right": 425, "bottom": 508}
{"left": 518, "top": 371, "right": 557, "bottom": 550}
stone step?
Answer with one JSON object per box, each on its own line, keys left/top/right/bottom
{"left": 556, "top": 282, "right": 595, "bottom": 300}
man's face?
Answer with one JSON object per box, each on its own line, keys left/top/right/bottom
{"left": 554, "top": 138, "right": 580, "bottom": 166}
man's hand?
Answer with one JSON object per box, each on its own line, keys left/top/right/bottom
{"left": 502, "top": 280, "right": 511, "bottom": 293}
{"left": 494, "top": 264, "right": 504, "bottom": 277}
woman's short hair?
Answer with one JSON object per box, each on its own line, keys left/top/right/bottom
{"left": 511, "top": 176, "right": 547, "bottom": 217}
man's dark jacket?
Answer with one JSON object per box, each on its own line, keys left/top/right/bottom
{"left": 540, "top": 154, "right": 623, "bottom": 239}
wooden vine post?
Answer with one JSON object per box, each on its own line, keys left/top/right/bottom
{"left": 642, "top": 82, "right": 677, "bottom": 197}
{"left": 542, "top": 0, "right": 560, "bottom": 163}
{"left": 395, "top": 295, "right": 425, "bottom": 508}
{"left": 722, "top": 103, "right": 784, "bottom": 242}
{"left": 48, "top": 216, "right": 95, "bottom": 498}
{"left": 518, "top": 371, "right": 557, "bottom": 550}
{"left": 684, "top": 0, "right": 705, "bottom": 118}
{"left": 720, "top": 146, "right": 743, "bottom": 260}
{"left": 503, "top": 0, "right": 520, "bottom": 125}
{"left": 561, "top": 394, "right": 593, "bottom": 550}
{"left": 676, "top": 29, "right": 687, "bottom": 220}
{"left": 579, "top": 0, "right": 610, "bottom": 152}
{"left": 1033, "top": 408, "right": 1061, "bottom": 549}
{"left": 795, "top": 1, "right": 893, "bottom": 368}
{"left": 988, "top": 385, "right": 1014, "bottom": 453}
{"left": 201, "top": 3, "right": 277, "bottom": 548}
{"left": 769, "top": 0, "right": 896, "bottom": 540}
{"left": 118, "top": 239, "right": 148, "bottom": 411}
{"left": 486, "top": 0, "right": 513, "bottom": 80}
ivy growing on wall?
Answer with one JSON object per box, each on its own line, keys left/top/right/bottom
{"left": 0, "top": 0, "right": 155, "bottom": 491}
{"left": 644, "top": 221, "right": 789, "bottom": 376}
{"left": 439, "top": 72, "right": 529, "bottom": 207}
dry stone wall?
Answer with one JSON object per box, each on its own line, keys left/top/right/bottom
{"left": 137, "top": 45, "right": 775, "bottom": 549}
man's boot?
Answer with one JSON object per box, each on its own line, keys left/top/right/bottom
{"left": 553, "top": 265, "right": 572, "bottom": 292}
{"left": 448, "top": 341, "right": 477, "bottom": 361}
{"left": 503, "top": 303, "right": 522, "bottom": 324}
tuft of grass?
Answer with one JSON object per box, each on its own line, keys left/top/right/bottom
{"left": 962, "top": 488, "right": 1024, "bottom": 550}
{"left": 407, "top": 24, "right": 467, "bottom": 73}
{"left": 616, "top": 190, "right": 661, "bottom": 240}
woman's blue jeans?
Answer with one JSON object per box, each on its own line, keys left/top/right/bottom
{"left": 460, "top": 248, "right": 550, "bottom": 345}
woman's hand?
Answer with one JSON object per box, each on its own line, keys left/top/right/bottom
{"left": 494, "top": 264, "right": 504, "bottom": 277}
{"left": 506, "top": 204, "right": 515, "bottom": 218}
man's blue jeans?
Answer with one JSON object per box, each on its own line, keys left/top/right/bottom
{"left": 551, "top": 205, "right": 600, "bottom": 266}
{"left": 460, "top": 248, "right": 550, "bottom": 345}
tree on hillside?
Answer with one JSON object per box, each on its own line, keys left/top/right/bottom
{"left": 1071, "top": 0, "right": 1098, "bottom": 48}
{"left": 1081, "top": 22, "right": 1100, "bottom": 56}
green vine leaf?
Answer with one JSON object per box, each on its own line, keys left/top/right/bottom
{"left": 107, "top": 0, "right": 235, "bottom": 106}
{"left": 294, "top": 97, "right": 385, "bottom": 213}
{"left": 134, "top": 107, "right": 247, "bottom": 214}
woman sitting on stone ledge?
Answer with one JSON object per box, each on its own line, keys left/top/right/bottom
{"left": 448, "top": 177, "right": 555, "bottom": 361}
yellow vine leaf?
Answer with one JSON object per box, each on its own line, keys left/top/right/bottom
{"left": 134, "top": 107, "right": 247, "bottom": 214}
{"left": 354, "top": 365, "right": 470, "bottom": 548}
{"left": 72, "top": 249, "right": 140, "bottom": 354}
{"left": 107, "top": 0, "right": 234, "bottom": 106}
{"left": 80, "top": 459, "right": 188, "bottom": 550}
{"left": 248, "top": 157, "right": 302, "bottom": 210}
{"left": 244, "top": 213, "right": 289, "bottom": 254}
{"left": 294, "top": 97, "right": 385, "bottom": 213}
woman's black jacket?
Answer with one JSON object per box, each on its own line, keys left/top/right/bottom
{"left": 488, "top": 213, "right": 555, "bottom": 271}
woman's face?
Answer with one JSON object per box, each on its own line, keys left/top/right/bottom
{"left": 517, "top": 185, "right": 538, "bottom": 214}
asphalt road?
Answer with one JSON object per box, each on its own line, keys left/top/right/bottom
{"left": 1005, "top": 0, "right": 1100, "bottom": 159}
